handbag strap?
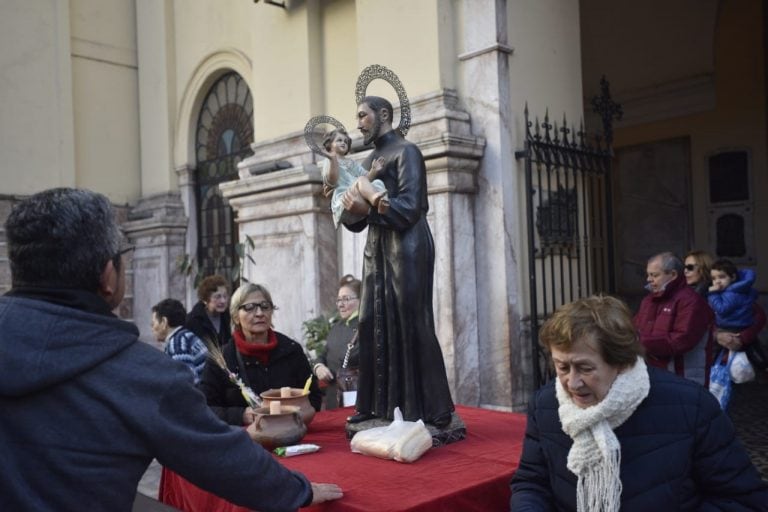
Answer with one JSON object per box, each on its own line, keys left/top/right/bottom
{"left": 342, "top": 330, "right": 359, "bottom": 369}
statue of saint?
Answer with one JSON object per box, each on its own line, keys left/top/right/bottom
{"left": 340, "top": 90, "right": 455, "bottom": 429}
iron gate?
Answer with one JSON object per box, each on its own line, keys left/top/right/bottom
{"left": 516, "top": 78, "right": 622, "bottom": 386}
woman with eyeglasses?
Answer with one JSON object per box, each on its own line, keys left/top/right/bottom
{"left": 199, "top": 283, "right": 322, "bottom": 427}
{"left": 312, "top": 275, "right": 361, "bottom": 409}
{"left": 184, "top": 275, "right": 233, "bottom": 349}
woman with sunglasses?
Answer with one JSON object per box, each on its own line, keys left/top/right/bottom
{"left": 199, "top": 283, "right": 322, "bottom": 426}
{"left": 683, "top": 250, "right": 714, "bottom": 298}
{"left": 685, "top": 250, "right": 766, "bottom": 364}
{"left": 313, "top": 275, "right": 362, "bottom": 409}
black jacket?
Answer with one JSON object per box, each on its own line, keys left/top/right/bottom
{"left": 199, "top": 331, "right": 321, "bottom": 425}
{"left": 510, "top": 367, "right": 768, "bottom": 511}
{"left": 185, "top": 301, "right": 232, "bottom": 348}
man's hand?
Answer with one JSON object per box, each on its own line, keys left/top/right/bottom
{"left": 310, "top": 482, "right": 343, "bottom": 504}
{"left": 341, "top": 187, "right": 370, "bottom": 216}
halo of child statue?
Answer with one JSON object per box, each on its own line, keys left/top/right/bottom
{"left": 304, "top": 65, "right": 465, "bottom": 446}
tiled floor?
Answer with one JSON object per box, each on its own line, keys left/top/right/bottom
{"left": 728, "top": 369, "right": 768, "bottom": 481}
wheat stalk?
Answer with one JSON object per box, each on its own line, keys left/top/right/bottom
{"left": 205, "top": 339, "right": 262, "bottom": 409}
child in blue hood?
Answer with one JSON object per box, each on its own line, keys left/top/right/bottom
{"left": 708, "top": 259, "right": 758, "bottom": 332}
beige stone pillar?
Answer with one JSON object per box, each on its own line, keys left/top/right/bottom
{"left": 220, "top": 164, "right": 338, "bottom": 345}
{"left": 122, "top": 193, "right": 188, "bottom": 344}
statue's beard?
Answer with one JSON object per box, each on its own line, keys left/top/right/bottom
{"left": 363, "top": 117, "right": 382, "bottom": 145}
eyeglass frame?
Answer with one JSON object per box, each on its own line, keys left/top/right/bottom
{"left": 683, "top": 264, "right": 698, "bottom": 272}
{"left": 112, "top": 245, "right": 135, "bottom": 268}
{"left": 238, "top": 301, "right": 277, "bottom": 313}
{"left": 335, "top": 295, "right": 359, "bottom": 305}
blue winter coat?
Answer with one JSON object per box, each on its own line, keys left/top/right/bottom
{"left": 0, "top": 294, "right": 313, "bottom": 512}
{"left": 708, "top": 268, "right": 758, "bottom": 329}
{"left": 510, "top": 367, "right": 768, "bottom": 511}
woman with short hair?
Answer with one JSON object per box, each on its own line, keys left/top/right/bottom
{"left": 313, "top": 274, "right": 362, "bottom": 409}
{"left": 185, "top": 275, "right": 232, "bottom": 348}
{"left": 510, "top": 295, "right": 767, "bottom": 511}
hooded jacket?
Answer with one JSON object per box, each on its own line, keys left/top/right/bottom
{"left": 708, "top": 268, "right": 758, "bottom": 330}
{"left": 0, "top": 293, "right": 311, "bottom": 512}
{"left": 634, "top": 274, "right": 714, "bottom": 385}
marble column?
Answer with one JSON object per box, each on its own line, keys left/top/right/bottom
{"left": 122, "top": 192, "right": 188, "bottom": 344}
{"left": 219, "top": 163, "right": 338, "bottom": 345}
{"left": 411, "top": 89, "right": 486, "bottom": 405}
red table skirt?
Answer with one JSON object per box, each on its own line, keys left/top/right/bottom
{"left": 159, "top": 404, "right": 526, "bottom": 511}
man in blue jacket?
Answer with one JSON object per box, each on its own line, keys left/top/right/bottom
{"left": 0, "top": 188, "right": 342, "bottom": 511}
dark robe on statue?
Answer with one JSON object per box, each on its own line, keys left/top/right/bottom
{"left": 344, "top": 130, "right": 455, "bottom": 424}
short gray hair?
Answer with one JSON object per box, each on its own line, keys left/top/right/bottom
{"left": 5, "top": 188, "right": 122, "bottom": 291}
{"left": 649, "top": 251, "right": 683, "bottom": 274}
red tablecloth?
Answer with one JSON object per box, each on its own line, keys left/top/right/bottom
{"left": 159, "top": 405, "right": 526, "bottom": 511}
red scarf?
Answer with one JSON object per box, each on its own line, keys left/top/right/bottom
{"left": 233, "top": 329, "right": 278, "bottom": 365}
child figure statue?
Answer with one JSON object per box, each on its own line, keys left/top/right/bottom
{"left": 304, "top": 116, "right": 389, "bottom": 228}
{"left": 320, "top": 128, "right": 389, "bottom": 227}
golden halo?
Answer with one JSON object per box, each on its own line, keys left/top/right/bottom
{"left": 354, "top": 64, "right": 411, "bottom": 137}
{"left": 303, "top": 115, "right": 347, "bottom": 155}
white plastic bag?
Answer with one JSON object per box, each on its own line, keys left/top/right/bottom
{"left": 350, "top": 407, "right": 433, "bottom": 463}
{"left": 730, "top": 350, "right": 755, "bottom": 384}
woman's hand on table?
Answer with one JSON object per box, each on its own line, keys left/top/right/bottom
{"left": 243, "top": 407, "right": 257, "bottom": 425}
{"left": 311, "top": 482, "right": 343, "bottom": 504}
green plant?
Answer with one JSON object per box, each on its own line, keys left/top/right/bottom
{"left": 302, "top": 312, "right": 339, "bottom": 360}
{"left": 177, "top": 234, "right": 257, "bottom": 288}
{"left": 233, "top": 234, "right": 256, "bottom": 284}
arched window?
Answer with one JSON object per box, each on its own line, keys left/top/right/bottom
{"left": 195, "top": 72, "right": 253, "bottom": 280}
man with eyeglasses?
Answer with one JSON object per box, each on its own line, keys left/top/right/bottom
{"left": 0, "top": 188, "right": 342, "bottom": 510}
{"left": 633, "top": 252, "right": 714, "bottom": 385}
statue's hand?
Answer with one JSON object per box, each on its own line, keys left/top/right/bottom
{"left": 342, "top": 187, "right": 370, "bottom": 216}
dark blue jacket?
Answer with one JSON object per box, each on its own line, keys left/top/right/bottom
{"left": 510, "top": 367, "right": 767, "bottom": 511}
{"left": 0, "top": 294, "right": 312, "bottom": 512}
{"left": 708, "top": 268, "right": 758, "bottom": 329}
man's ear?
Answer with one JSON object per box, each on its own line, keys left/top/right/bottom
{"left": 379, "top": 108, "right": 390, "bottom": 122}
{"left": 98, "top": 259, "right": 118, "bottom": 303}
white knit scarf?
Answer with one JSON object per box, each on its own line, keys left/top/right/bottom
{"left": 555, "top": 356, "right": 650, "bottom": 512}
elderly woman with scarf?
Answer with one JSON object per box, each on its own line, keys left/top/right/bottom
{"left": 199, "top": 283, "right": 322, "bottom": 427}
{"left": 510, "top": 295, "right": 767, "bottom": 512}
